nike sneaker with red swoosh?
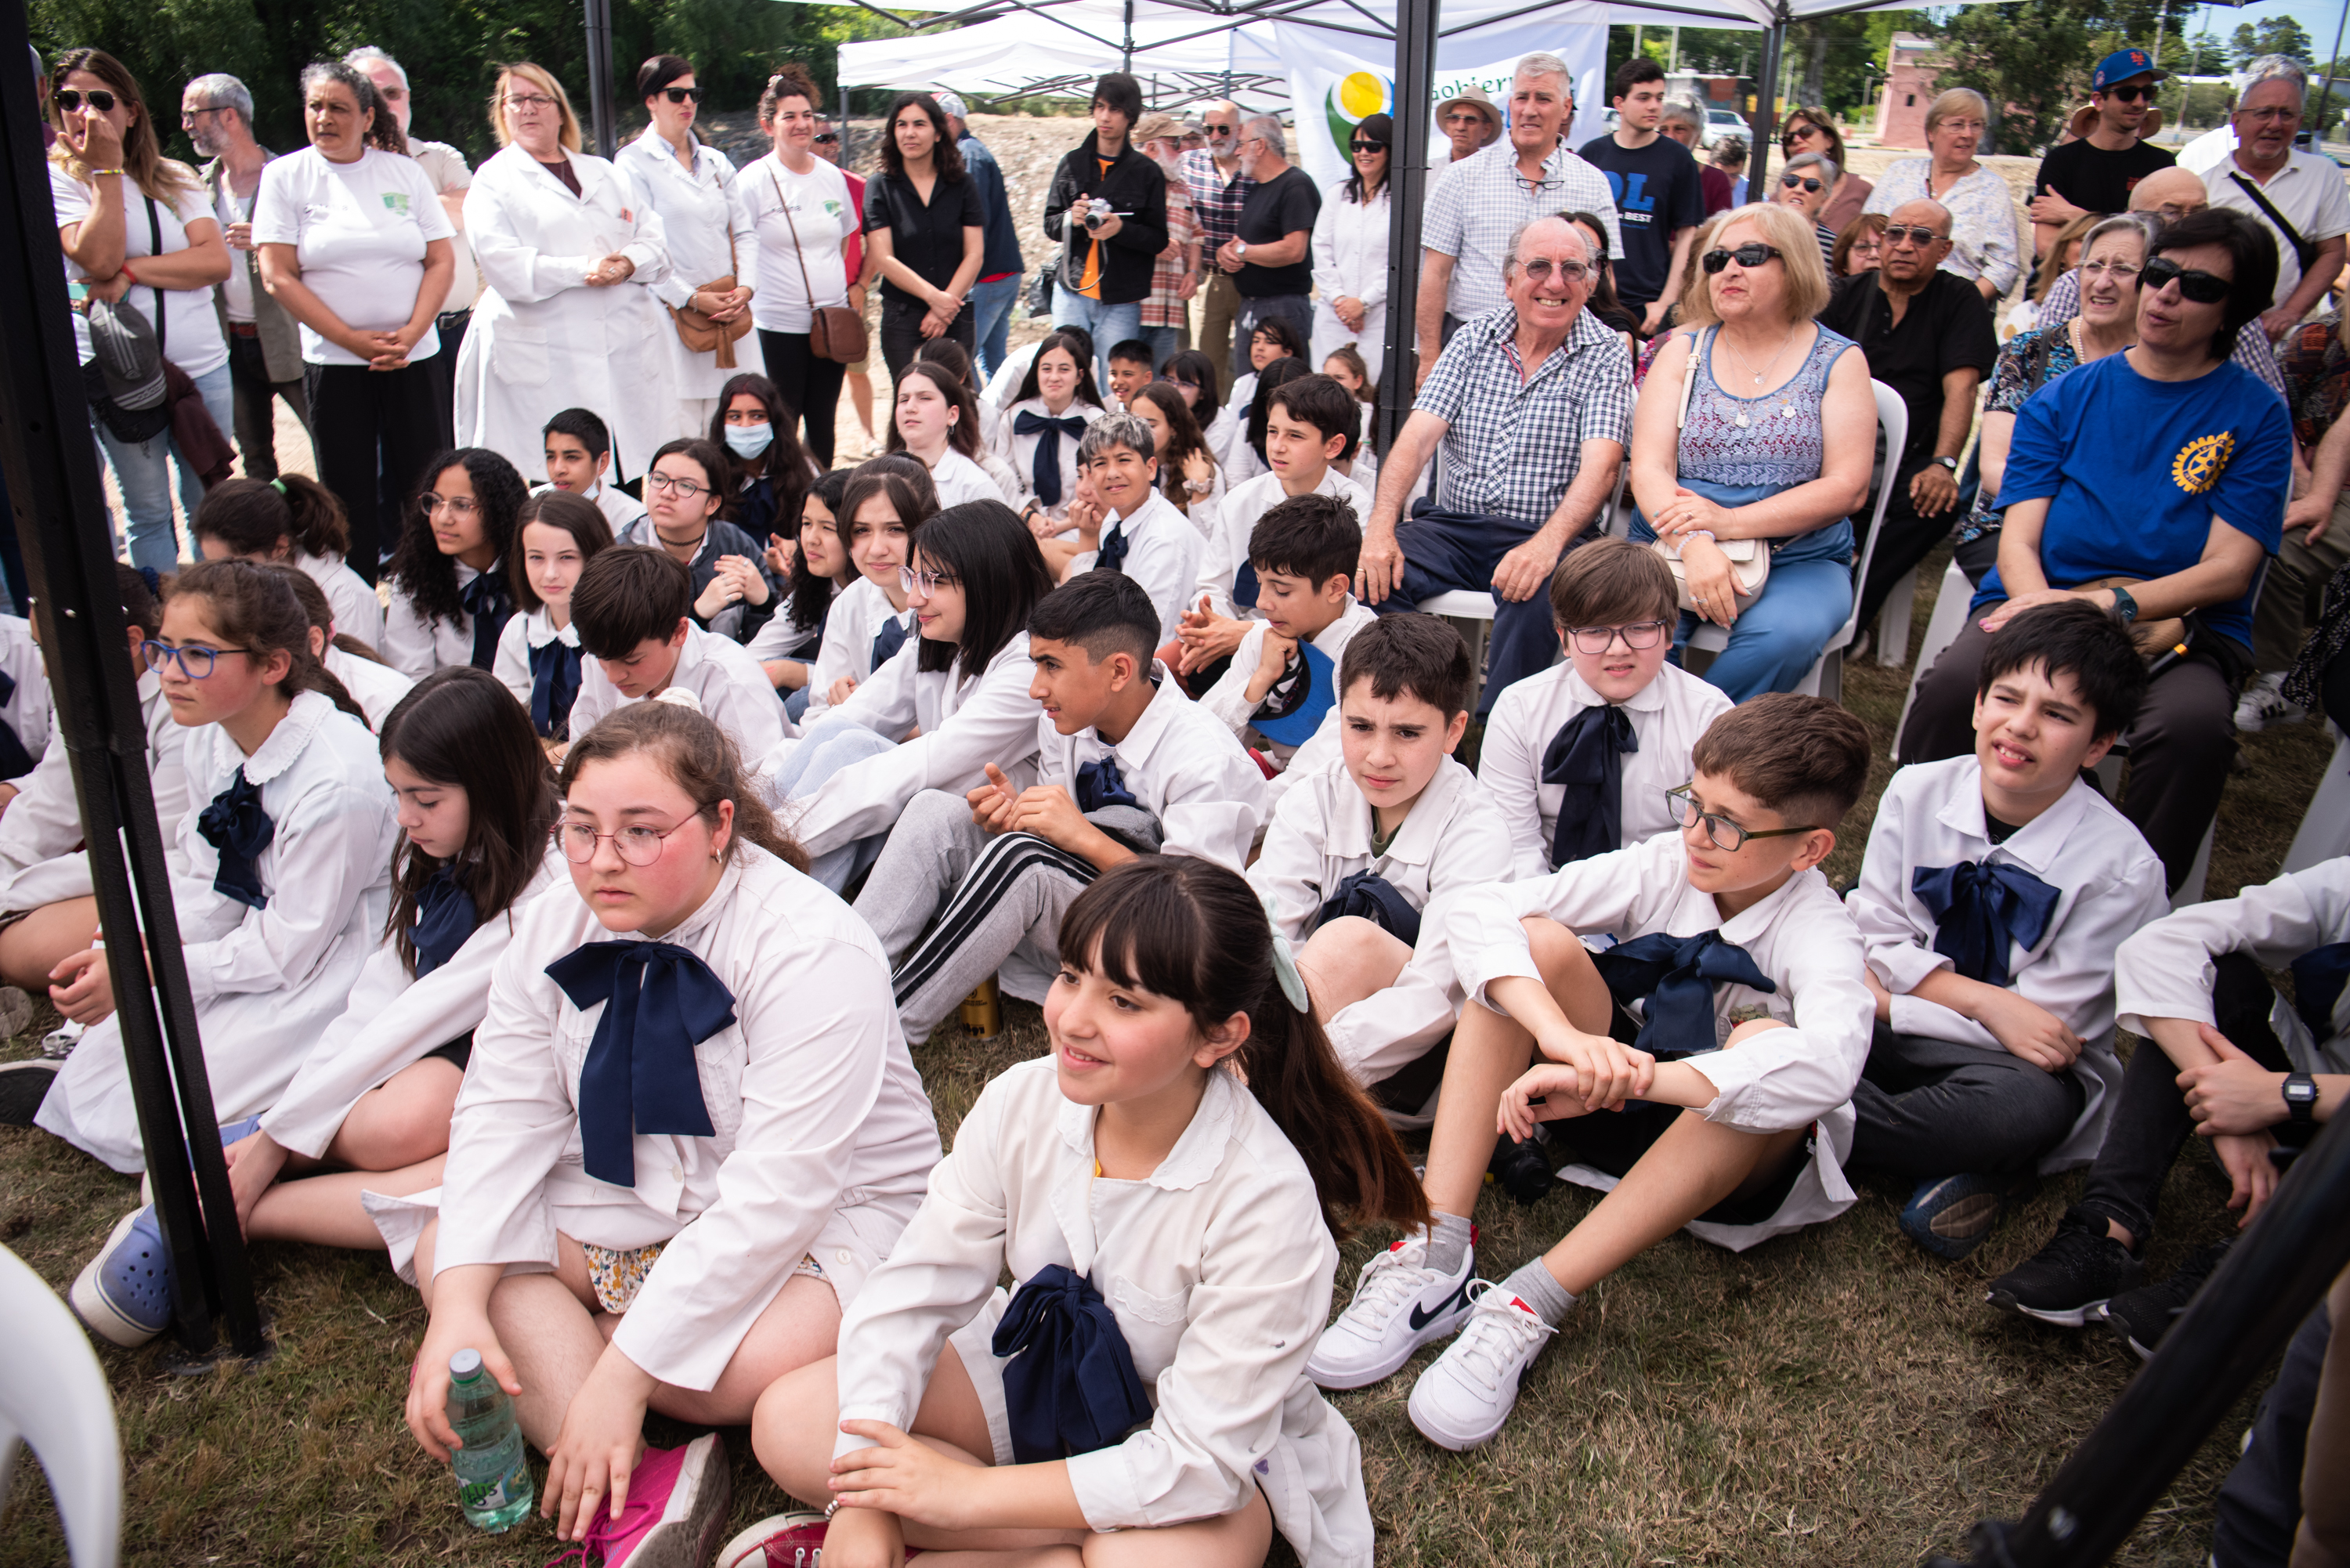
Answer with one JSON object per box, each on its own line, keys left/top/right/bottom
{"left": 1305, "top": 1229, "right": 1476, "bottom": 1389}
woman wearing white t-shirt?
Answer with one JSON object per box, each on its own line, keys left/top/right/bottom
{"left": 616, "top": 54, "right": 761, "bottom": 442}
{"left": 253, "top": 61, "right": 454, "bottom": 587}
{"left": 734, "top": 63, "right": 859, "bottom": 468}
{"left": 46, "top": 49, "right": 233, "bottom": 576}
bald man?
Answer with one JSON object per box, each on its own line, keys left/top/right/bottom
{"left": 1180, "top": 98, "right": 1252, "bottom": 395}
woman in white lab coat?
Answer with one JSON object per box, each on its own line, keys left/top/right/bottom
{"left": 455, "top": 63, "right": 675, "bottom": 484}
{"left": 31, "top": 561, "right": 397, "bottom": 1176}
{"left": 616, "top": 54, "right": 760, "bottom": 441}
{"left": 1308, "top": 113, "right": 1391, "bottom": 381}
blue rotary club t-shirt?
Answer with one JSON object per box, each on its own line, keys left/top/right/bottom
{"left": 1978, "top": 351, "right": 2290, "bottom": 649}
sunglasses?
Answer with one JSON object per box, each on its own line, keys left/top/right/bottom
{"left": 1781, "top": 124, "right": 1820, "bottom": 144}
{"left": 1205, "top": 125, "right": 1235, "bottom": 136}
{"left": 1882, "top": 223, "right": 1947, "bottom": 247}
{"left": 1779, "top": 175, "right": 1822, "bottom": 193}
{"left": 659, "top": 86, "right": 703, "bottom": 104}
{"left": 2141, "top": 255, "right": 2232, "bottom": 303}
{"left": 54, "top": 88, "right": 118, "bottom": 114}
{"left": 1350, "top": 139, "right": 1386, "bottom": 153}
{"left": 813, "top": 132, "right": 841, "bottom": 144}
{"left": 2102, "top": 83, "right": 2153, "bottom": 103}
{"left": 1701, "top": 242, "right": 1782, "bottom": 273}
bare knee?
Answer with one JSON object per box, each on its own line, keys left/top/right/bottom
{"left": 752, "top": 1357, "right": 844, "bottom": 1501}
{"left": 1298, "top": 916, "right": 1409, "bottom": 998}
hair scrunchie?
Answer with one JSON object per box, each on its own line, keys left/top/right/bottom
{"left": 1258, "top": 891, "right": 1311, "bottom": 1013}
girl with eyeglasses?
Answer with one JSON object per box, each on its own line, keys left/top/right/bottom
{"left": 618, "top": 55, "right": 763, "bottom": 441}
{"left": 1776, "top": 107, "right": 1871, "bottom": 232}
{"left": 27, "top": 561, "right": 392, "bottom": 1190}
{"left": 383, "top": 447, "right": 527, "bottom": 679}
{"left": 1310, "top": 111, "right": 1393, "bottom": 381}
{"left": 617, "top": 437, "right": 783, "bottom": 641}
{"left": 1860, "top": 89, "right": 2025, "bottom": 302}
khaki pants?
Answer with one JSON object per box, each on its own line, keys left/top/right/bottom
{"left": 2251, "top": 490, "right": 2350, "bottom": 674}
{"left": 1199, "top": 273, "right": 1241, "bottom": 399}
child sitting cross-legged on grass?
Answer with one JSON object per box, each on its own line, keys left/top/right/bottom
{"left": 1306, "top": 694, "right": 1876, "bottom": 1451}
{"left": 1845, "top": 601, "right": 2167, "bottom": 1261}
{"left": 1195, "top": 493, "right": 1376, "bottom": 769}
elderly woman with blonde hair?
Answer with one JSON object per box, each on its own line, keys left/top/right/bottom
{"left": 1863, "top": 88, "right": 2026, "bottom": 302}
{"left": 1627, "top": 202, "right": 1875, "bottom": 699}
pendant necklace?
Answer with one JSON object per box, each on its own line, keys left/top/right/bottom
{"left": 1722, "top": 327, "right": 1798, "bottom": 428}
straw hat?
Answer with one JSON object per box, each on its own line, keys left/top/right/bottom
{"left": 1434, "top": 85, "right": 1503, "bottom": 135}
{"left": 1133, "top": 110, "right": 1186, "bottom": 146}
{"left": 2066, "top": 100, "right": 2164, "bottom": 141}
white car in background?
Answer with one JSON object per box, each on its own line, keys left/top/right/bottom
{"left": 1704, "top": 107, "right": 1747, "bottom": 147}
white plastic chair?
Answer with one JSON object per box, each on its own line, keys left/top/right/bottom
{"left": 1683, "top": 380, "right": 1907, "bottom": 704}
{"left": 2284, "top": 726, "right": 2350, "bottom": 875}
{"left": 1893, "top": 557, "right": 1976, "bottom": 757}
{"left": 0, "top": 1245, "right": 121, "bottom": 1567}
{"left": 1417, "top": 496, "right": 1618, "bottom": 714}
{"left": 1875, "top": 564, "right": 1918, "bottom": 667}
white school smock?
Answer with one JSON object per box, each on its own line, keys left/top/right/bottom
{"left": 1032, "top": 668, "right": 1265, "bottom": 873}
{"left": 493, "top": 605, "right": 578, "bottom": 709}
{"left": 614, "top": 128, "right": 761, "bottom": 408}
{"left": 927, "top": 447, "right": 1010, "bottom": 510}
{"left": 834, "top": 1056, "right": 1373, "bottom": 1566}
{"left": 0, "top": 616, "right": 52, "bottom": 770}
{"left": 37, "top": 692, "right": 398, "bottom": 1172}
{"left": 567, "top": 622, "right": 786, "bottom": 763}
{"left": 0, "top": 673, "right": 189, "bottom": 916}
{"left": 1191, "top": 468, "right": 1370, "bottom": 623}
{"left": 325, "top": 645, "right": 416, "bottom": 732}
{"left": 297, "top": 550, "right": 383, "bottom": 648}
{"left": 422, "top": 849, "right": 940, "bottom": 1390}
{"left": 1069, "top": 490, "right": 1203, "bottom": 644}
{"left": 2117, "top": 857, "right": 2350, "bottom": 1075}
{"left": 778, "top": 632, "right": 1044, "bottom": 859}
{"left": 1249, "top": 753, "right": 1514, "bottom": 947}
{"left": 1441, "top": 832, "right": 1877, "bottom": 1250}
{"left": 990, "top": 397, "right": 1104, "bottom": 525}
{"left": 264, "top": 847, "right": 569, "bottom": 1159}
{"left": 380, "top": 560, "right": 496, "bottom": 680}
{"left": 456, "top": 146, "right": 675, "bottom": 482}
{"left": 1852, "top": 755, "right": 2167, "bottom": 1172}
{"left": 1197, "top": 600, "right": 1376, "bottom": 768}
{"left": 1479, "top": 661, "right": 1734, "bottom": 883}
{"left": 801, "top": 576, "right": 911, "bottom": 724}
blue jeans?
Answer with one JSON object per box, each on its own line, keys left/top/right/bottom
{"left": 96, "top": 360, "right": 233, "bottom": 575}
{"left": 766, "top": 713, "right": 901, "bottom": 892}
{"left": 968, "top": 274, "right": 1021, "bottom": 382}
{"left": 1141, "top": 324, "right": 1183, "bottom": 376}
{"left": 1376, "top": 506, "right": 1585, "bottom": 717}
{"left": 1230, "top": 294, "right": 1314, "bottom": 383}
{"left": 1050, "top": 292, "right": 1143, "bottom": 392}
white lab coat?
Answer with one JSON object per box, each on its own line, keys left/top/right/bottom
{"left": 615, "top": 127, "right": 763, "bottom": 428}
{"left": 1192, "top": 468, "right": 1370, "bottom": 623}
{"left": 298, "top": 551, "right": 383, "bottom": 649}
{"left": 38, "top": 692, "right": 398, "bottom": 1172}
{"left": 567, "top": 621, "right": 787, "bottom": 764}
{"left": 380, "top": 560, "right": 498, "bottom": 681}
{"left": 0, "top": 616, "right": 52, "bottom": 774}
{"left": 800, "top": 576, "right": 911, "bottom": 724}
{"left": 1196, "top": 601, "right": 1376, "bottom": 770}
{"left": 991, "top": 397, "right": 1105, "bottom": 526}
{"left": 324, "top": 645, "right": 416, "bottom": 732}
{"left": 1069, "top": 490, "right": 1204, "bottom": 644}
{"left": 264, "top": 847, "right": 569, "bottom": 1158}
{"left": 0, "top": 673, "right": 189, "bottom": 916}
{"left": 835, "top": 1056, "right": 1373, "bottom": 1566}
{"left": 456, "top": 145, "right": 676, "bottom": 481}
{"left": 928, "top": 447, "right": 1011, "bottom": 510}
{"left": 2118, "top": 856, "right": 2350, "bottom": 1075}
{"left": 1309, "top": 182, "right": 1390, "bottom": 381}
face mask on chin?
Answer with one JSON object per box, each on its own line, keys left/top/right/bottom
{"left": 724, "top": 423, "right": 776, "bottom": 459}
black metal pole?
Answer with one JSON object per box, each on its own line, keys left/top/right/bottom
{"left": 0, "top": 0, "right": 262, "bottom": 1357}
{"left": 584, "top": 0, "right": 618, "bottom": 160}
{"left": 1376, "top": 0, "right": 1438, "bottom": 455}
{"left": 1926, "top": 1112, "right": 2350, "bottom": 1568}
{"left": 1749, "top": 10, "right": 1785, "bottom": 193}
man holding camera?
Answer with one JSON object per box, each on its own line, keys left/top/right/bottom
{"left": 1044, "top": 71, "right": 1170, "bottom": 390}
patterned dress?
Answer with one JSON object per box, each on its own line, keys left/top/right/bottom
{"left": 1953, "top": 323, "right": 2083, "bottom": 555}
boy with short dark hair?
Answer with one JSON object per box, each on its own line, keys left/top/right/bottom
{"left": 566, "top": 546, "right": 786, "bottom": 761}
{"left": 1104, "top": 338, "right": 1155, "bottom": 410}
{"left": 1066, "top": 414, "right": 1201, "bottom": 642}
{"left": 1481, "top": 539, "right": 1734, "bottom": 880}
{"left": 1308, "top": 695, "right": 1876, "bottom": 1452}
{"left": 1196, "top": 493, "right": 1376, "bottom": 767}
{"left": 855, "top": 570, "right": 1266, "bottom": 1042}
{"left": 540, "top": 408, "right": 649, "bottom": 533}
{"left": 1848, "top": 601, "right": 2167, "bottom": 1260}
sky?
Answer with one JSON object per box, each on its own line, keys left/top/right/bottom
{"left": 2167, "top": 0, "right": 2350, "bottom": 69}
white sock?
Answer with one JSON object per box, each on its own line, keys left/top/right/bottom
{"left": 1424, "top": 1211, "right": 1473, "bottom": 1274}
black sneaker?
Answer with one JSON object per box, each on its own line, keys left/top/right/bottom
{"left": 2102, "top": 1238, "right": 2234, "bottom": 1360}
{"left": 0, "top": 1058, "right": 58, "bottom": 1126}
{"left": 1985, "top": 1205, "right": 2144, "bottom": 1327}
{"left": 1489, "top": 1130, "right": 1555, "bottom": 1207}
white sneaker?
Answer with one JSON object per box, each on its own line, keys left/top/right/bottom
{"left": 1305, "top": 1230, "right": 1475, "bottom": 1389}
{"left": 1406, "top": 1283, "right": 1559, "bottom": 1451}
{"left": 2235, "top": 671, "right": 2306, "bottom": 733}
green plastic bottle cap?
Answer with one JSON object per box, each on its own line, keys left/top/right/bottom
{"left": 450, "top": 1349, "right": 484, "bottom": 1380}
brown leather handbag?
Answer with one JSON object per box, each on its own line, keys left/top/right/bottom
{"left": 667, "top": 258, "right": 753, "bottom": 368}
{"left": 771, "top": 164, "right": 868, "bottom": 365}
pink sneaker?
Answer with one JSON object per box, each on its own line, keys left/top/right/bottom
{"left": 564, "top": 1433, "right": 730, "bottom": 1568}
{"left": 714, "top": 1512, "right": 925, "bottom": 1566}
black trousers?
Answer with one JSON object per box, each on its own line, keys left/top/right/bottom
{"left": 877, "top": 294, "right": 974, "bottom": 386}
{"left": 226, "top": 331, "right": 310, "bottom": 481}
{"left": 1855, "top": 458, "right": 1966, "bottom": 637}
{"left": 306, "top": 357, "right": 446, "bottom": 587}
{"left": 759, "top": 328, "right": 851, "bottom": 469}
{"left": 1847, "top": 1022, "right": 2087, "bottom": 1178}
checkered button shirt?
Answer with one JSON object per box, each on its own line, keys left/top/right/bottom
{"left": 1143, "top": 193, "right": 1201, "bottom": 329}
{"left": 1415, "top": 303, "right": 1633, "bottom": 525}
{"left": 1180, "top": 148, "right": 1254, "bottom": 252}
{"left": 1423, "top": 142, "right": 1622, "bottom": 320}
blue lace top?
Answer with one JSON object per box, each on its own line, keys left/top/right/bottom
{"left": 1676, "top": 323, "right": 1858, "bottom": 491}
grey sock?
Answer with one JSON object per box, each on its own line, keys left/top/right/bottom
{"left": 1500, "top": 1258, "right": 1578, "bottom": 1328}
{"left": 1423, "top": 1211, "right": 1473, "bottom": 1275}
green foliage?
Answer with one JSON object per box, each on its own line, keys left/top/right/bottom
{"left": 2182, "top": 30, "right": 2229, "bottom": 75}
{"left": 1933, "top": 0, "right": 2213, "bottom": 155}
{"left": 2232, "top": 16, "right": 2316, "bottom": 67}
{"left": 1604, "top": 14, "right": 1925, "bottom": 119}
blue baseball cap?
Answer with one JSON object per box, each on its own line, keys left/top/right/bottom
{"left": 2092, "top": 48, "right": 2166, "bottom": 92}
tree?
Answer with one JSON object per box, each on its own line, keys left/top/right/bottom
{"left": 2232, "top": 16, "right": 2315, "bottom": 66}
{"left": 1936, "top": 0, "right": 2096, "bottom": 153}
{"left": 2182, "top": 31, "right": 2229, "bottom": 74}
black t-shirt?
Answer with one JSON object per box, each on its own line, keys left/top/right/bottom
{"left": 1818, "top": 269, "right": 1998, "bottom": 468}
{"left": 1235, "top": 166, "right": 1321, "bottom": 299}
{"left": 2032, "top": 137, "right": 2177, "bottom": 219}
{"left": 1984, "top": 811, "right": 2024, "bottom": 845}
{"left": 863, "top": 170, "right": 988, "bottom": 305}
{"left": 1575, "top": 133, "right": 1707, "bottom": 306}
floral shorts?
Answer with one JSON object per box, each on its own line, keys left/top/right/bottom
{"left": 582, "top": 1241, "right": 826, "bottom": 1315}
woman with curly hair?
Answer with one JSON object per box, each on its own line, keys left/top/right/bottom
{"left": 381, "top": 447, "right": 529, "bottom": 678}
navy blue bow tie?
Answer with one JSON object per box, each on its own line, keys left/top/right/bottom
{"left": 1075, "top": 754, "right": 1140, "bottom": 815}
{"left": 196, "top": 769, "right": 275, "bottom": 909}
{"left": 544, "top": 940, "right": 735, "bottom": 1187}
{"left": 2290, "top": 942, "right": 2350, "bottom": 1042}
{"left": 1542, "top": 703, "right": 1638, "bottom": 869}
{"left": 1014, "top": 409, "right": 1090, "bottom": 508}
{"left": 0, "top": 670, "right": 30, "bottom": 782}
{"left": 1592, "top": 930, "right": 1778, "bottom": 1060}
{"left": 411, "top": 868, "right": 480, "bottom": 978}
{"left": 991, "top": 1263, "right": 1155, "bottom": 1465}
{"left": 871, "top": 614, "right": 909, "bottom": 672}
{"left": 1318, "top": 869, "right": 1422, "bottom": 946}
{"left": 1912, "top": 861, "right": 2061, "bottom": 989}
{"left": 461, "top": 568, "right": 514, "bottom": 673}
{"left": 528, "top": 637, "right": 583, "bottom": 741}
{"left": 1095, "top": 520, "right": 1131, "bottom": 576}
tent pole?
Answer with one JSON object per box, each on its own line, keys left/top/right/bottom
{"left": 1750, "top": 12, "right": 1784, "bottom": 191}
{"left": 1125, "top": 0, "right": 1135, "bottom": 69}
{"left": 584, "top": 0, "right": 618, "bottom": 158}
{"left": 1378, "top": 0, "right": 1439, "bottom": 456}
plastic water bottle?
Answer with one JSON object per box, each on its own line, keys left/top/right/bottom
{"left": 447, "top": 1348, "right": 533, "bottom": 1532}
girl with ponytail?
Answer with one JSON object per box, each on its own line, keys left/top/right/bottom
{"left": 192, "top": 473, "right": 383, "bottom": 645}
{"left": 258, "top": 561, "right": 415, "bottom": 732}
{"left": 743, "top": 854, "right": 1424, "bottom": 1568}
{"left": 28, "top": 560, "right": 399, "bottom": 1187}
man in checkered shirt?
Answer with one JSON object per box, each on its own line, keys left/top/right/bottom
{"left": 1419, "top": 53, "right": 1622, "bottom": 381}
{"left": 1180, "top": 99, "right": 1253, "bottom": 396}
{"left": 1359, "top": 214, "right": 1632, "bottom": 715}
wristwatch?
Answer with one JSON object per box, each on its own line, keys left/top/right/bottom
{"left": 1930, "top": 455, "right": 1958, "bottom": 473}
{"left": 1235, "top": 240, "right": 1250, "bottom": 258}
{"left": 2284, "top": 1071, "right": 2319, "bottom": 1123}
{"left": 2108, "top": 583, "right": 2140, "bottom": 624}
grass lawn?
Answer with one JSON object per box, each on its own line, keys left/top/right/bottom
{"left": 0, "top": 547, "right": 2337, "bottom": 1567}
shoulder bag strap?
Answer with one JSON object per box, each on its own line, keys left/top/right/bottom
{"left": 768, "top": 163, "right": 835, "bottom": 310}
{"left": 145, "top": 194, "right": 166, "bottom": 358}
{"left": 2230, "top": 170, "right": 2320, "bottom": 274}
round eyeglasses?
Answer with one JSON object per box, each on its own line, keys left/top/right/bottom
{"left": 143, "top": 639, "right": 258, "bottom": 680}
{"left": 1664, "top": 784, "right": 1818, "bottom": 853}
{"left": 554, "top": 820, "right": 689, "bottom": 865}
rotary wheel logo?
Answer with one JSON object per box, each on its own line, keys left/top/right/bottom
{"left": 2171, "top": 431, "right": 2234, "bottom": 494}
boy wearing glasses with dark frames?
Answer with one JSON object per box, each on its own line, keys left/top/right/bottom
{"left": 2029, "top": 48, "right": 2176, "bottom": 259}
{"left": 1306, "top": 693, "right": 1874, "bottom": 1451}
{"left": 566, "top": 547, "right": 786, "bottom": 764}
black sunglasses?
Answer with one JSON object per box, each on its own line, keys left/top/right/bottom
{"left": 813, "top": 132, "right": 840, "bottom": 144}
{"left": 1350, "top": 139, "right": 1386, "bottom": 152}
{"left": 1882, "top": 223, "right": 1947, "bottom": 247}
{"left": 1701, "top": 242, "right": 1782, "bottom": 273}
{"left": 2141, "top": 255, "right": 2232, "bottom": 303}
{"left": 2102, "top": 82, "right": 2153, "bottom": 103}
{"left": 660, "top": 86, "right": 703, "bottom": 104}
{"left": 54, "top": 88, "right": 118, "bottom": 114}
{"left": 1778, "top": 175, "right": 1822, "bottom": 193}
